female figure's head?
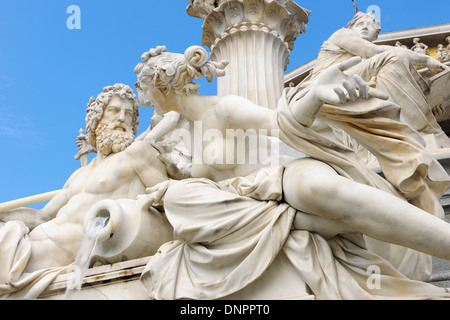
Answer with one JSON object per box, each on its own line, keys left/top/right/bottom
{"left": 135, "top": 45, "right": 228, "bottom": 114}
{"left": 347, "top": 12, "right": 381, "bottom": 42}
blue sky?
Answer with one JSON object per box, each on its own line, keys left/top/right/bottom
{"left": 0, "top": 0, "right": 449, "bottom": 207}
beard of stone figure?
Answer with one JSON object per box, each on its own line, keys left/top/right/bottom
{"left": 85, "top": 84, "right": 139, "bottom": 158}
{"left": 95, "top": 120, "right": 135, "bottom": 156}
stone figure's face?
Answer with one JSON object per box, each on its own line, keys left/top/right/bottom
{"left": 102, "top": 96, "right": 134, "bottom": 133}
{"left": 136, "top": 83, "right": 154, "bottom": 109}
{"left": 137, "top": 83, "right": 168, "bottom": 116}
{"left": 95, "top": 96, "right": 135, "bottom": 156}
{"left": 351, "top": 17, "right": 379, "bottom": 42}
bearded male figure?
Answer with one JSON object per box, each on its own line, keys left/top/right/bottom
{"left": 0, "top": 84, "right": 170, "bottom": 298}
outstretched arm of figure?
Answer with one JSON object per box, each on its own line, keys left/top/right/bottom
{"left": 127, "top": 140, "right": 170, "bottom": 188}
{"left": 330, "top": 28, "right": 388, "bottom": 59}
{"left": 331, "top": 28, "right": 449, "bottom": 72}
{"left": 146, "top": 111, "right": 181, "bottom": 142}
{"left": 0, "top": 175, "right": 75, "bottom": 230}
{"left": 215, "top": 95, "right": 278, "bottom": 133}
{"left": 136, "top": 111, "right": 181, "bottom": 142}
{"left": 289, "top": 56, "right": 389, "bottom": 127}
{"left": 37, "top": 188, "right": 70, "bottom": 221}
{"left": 135, "top": 115, "right": 191, "bottom": 181}
{"left": 395, "top": 46, "right": 450, "bottom": 72}
{"left": 217, "top": 57, "right": 388, "bottom": 131}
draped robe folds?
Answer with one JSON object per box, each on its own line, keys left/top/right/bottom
{"left": 280, "top": 86, "right": 450, "bottom": 281}
{"left": 0, "top": 221, "right": 69, "bottom": 299}
{"left": 140, "top": 89, "right": 450, "bottom": 300}
{"left": 298, "top": 41, "right": 450, "bottom": 280}
{"left": 309, "top": 38, "right": 450, "bottom": 148}
{"left": 281, "top": 85, "right": 450, "bottom": 213}
{"left": 141, "top": 167, "right": 450, "bottom": 300}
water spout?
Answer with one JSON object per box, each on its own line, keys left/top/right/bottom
{"left": 65, "top": 215, "right": 109, "bottom": 298}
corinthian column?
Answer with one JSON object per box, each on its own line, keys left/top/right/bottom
{"left": 187, "top": 0, "right": 310, "bottom": 109}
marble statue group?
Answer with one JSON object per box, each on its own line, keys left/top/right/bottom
{"left": 2, "top": 2, "right": 450, "bottom": 300}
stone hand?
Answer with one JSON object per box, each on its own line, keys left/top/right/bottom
{"left": 138, "top": 180, "right": 177, "bottom": 209}
{"left": 312, "top": 56, "right": 389, "bottom": 105}
{"left": 149, "top": 141, "right": 191, "bottom": 180}
{"left": 424, "top": 56, "right": 450, "bottom": 72}
{"left": 156, "top": 151, "right": 192, "bottom": 180}
{"left": 433, "top": 104, "right": 445, "bottom": 118}
{"left": 396, "top": 47, "right": 450, "bottom": 72}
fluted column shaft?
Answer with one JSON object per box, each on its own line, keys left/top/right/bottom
{"left": 188, "top": 0, "right": 310, "bottom": 109}
{"left": 211, "top": 24, "right": 290, "bottom": 108}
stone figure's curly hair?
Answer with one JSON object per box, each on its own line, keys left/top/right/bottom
{"left": 134, "top": 45, "right": 228, "bottom": 98}
{"left": 85, "top": 83, "right": 140, "bottom": 149}
{"left": 347, "top": 11, "right": 381, "bottom": 35}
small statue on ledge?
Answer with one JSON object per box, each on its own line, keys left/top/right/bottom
{"left": 411, "top": 37, "right": 429, "bottom": 56}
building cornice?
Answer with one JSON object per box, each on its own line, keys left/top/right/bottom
{"left": 375, "top": 23, "right": 450, "bottom": 47}
{"left": 284, "top": 23, "right": 450, "bottom": 86}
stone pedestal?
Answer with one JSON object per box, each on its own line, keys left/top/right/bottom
{"left": 188, "top": 0, "right": 310, "bottom": 109}
{"left": 41, "top": 253, "right": 315, "bottom": 300}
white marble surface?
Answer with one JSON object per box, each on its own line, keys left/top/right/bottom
{"left": 2, "top": 6, "right": 450, "bottom": 301}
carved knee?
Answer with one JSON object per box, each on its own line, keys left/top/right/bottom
{"left": 283, "top": 162, "right": 341, "bottom": 213}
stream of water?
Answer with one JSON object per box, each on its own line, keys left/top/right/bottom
{"left": 64, "top": 215, "right": 109, "bottom": 299}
